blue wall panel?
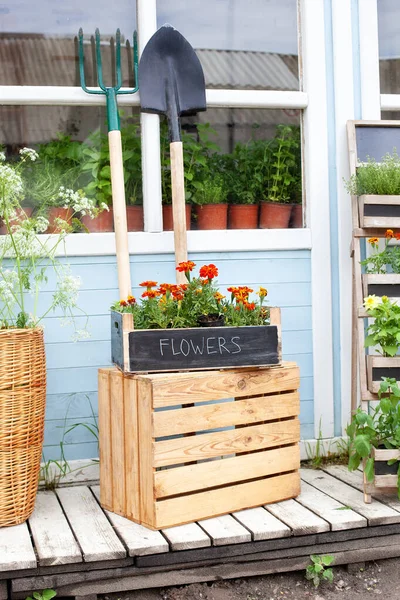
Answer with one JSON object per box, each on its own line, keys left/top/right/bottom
{"left": 42, "top": 249, "right": 314, "bottom": 460}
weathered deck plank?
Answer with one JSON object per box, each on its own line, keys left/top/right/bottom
{"left": 162, "top": 523, "right": 211, "bottom": 551}
{"left": 91, "top": 486, "right": 168, "bottom": 556}
{"left": 56, "top": 487, "right": 126, "bottom": 561}
{"left": 199, "top": 515, "right": 251, "bottom": 545}
{"left": 265, "top": 498, "right": 330, "bottom": 535}
{"left": 233, "top": 507, "right": 292, "bottom": 540}
{"left": 297, "top": 479, "right": 367, "bottom": 531}
{"left": 0, "top": 523, "right": 36, "bottom": 571}
{"left": 301, "top": 468, "right": 400, "bottom": 525}
{"left": 29, "top": 491, "right": 82, "bottom": 566}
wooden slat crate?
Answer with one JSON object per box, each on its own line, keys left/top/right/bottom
{"left": 372, "top": 447, "right": 400, "bottom": 489}
{"left": 111, "top": 307, "right": 282, "bottom": 374}
{"left": 358, "top": 195, "right": 400, "bottom": 228}
{"left": 98, "top": 362, "right": 301, "bottom": 530}
{"left": 362, "top": 273, "right": 400, "bottom": 301}
{"left": 367, "top": 355, "right": 400, "bottom": 394}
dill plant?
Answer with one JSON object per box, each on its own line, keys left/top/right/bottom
{"left": 345, "top": 149, "right": 400, "bottom": 196}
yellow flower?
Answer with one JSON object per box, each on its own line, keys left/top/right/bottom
{"left": 256, "top": 287, "right": 268, "bottom": 298}
{"left": 195, "top": 288, "right": 202, "bottom": 295}
{"left": 363, "top": 295, "right": 381, "bottom": 311}
{"left": 214, "top": 292, "right": 225, "bottom": 302}
{"left": 382, "top": 295, "right": 389, "bottom": 302}
{"left": 368, "top": 237, "right": 379, "bottom": 245}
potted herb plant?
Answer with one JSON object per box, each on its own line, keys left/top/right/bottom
{"left": 0, "top": 148, "right": 89, "bottom": 526}
{"left": 260, "top": 125, "right": 299, "bottom": 229}
{"left": 192, "top": 175, "right": 228, "bottom": 230}
{"left": 226, "top": 142, "right": 263, "bottom": 229}
{"left": 361, "top": 230, "right": 400, "bottom": 300}
{"left": 347, "top": 377, "right": 400, "bottom": 497}
{"left": 363, "top": 295, "right": 400, "bottom": 393}
{"left": 344, "top": 150, "right": 400, "bottom": 228}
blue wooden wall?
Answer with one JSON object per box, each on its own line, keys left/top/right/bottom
{"left": 41, "top": 249, "right": 313, "bottom": 461}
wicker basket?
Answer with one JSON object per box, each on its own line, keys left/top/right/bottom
{"left": 0, "top": 328, "right": 46, "bottom": 526}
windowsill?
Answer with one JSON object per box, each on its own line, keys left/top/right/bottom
{"left": 56, "top": 228, "right": 312, "bottom": 256}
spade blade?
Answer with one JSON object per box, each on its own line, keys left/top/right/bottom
{"left": 139, "top": 25, "right": 206, "bottom": 141}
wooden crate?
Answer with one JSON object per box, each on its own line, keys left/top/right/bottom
{"left": 373, "top": 447, "right": 400, "bottom": 488}
{"left": 111, "top": 307, "right": 282, "bottom": 374}
{"left": 362, "top": 273, "right": 400, "bottom": 301}
{"left": 367, "top": 355, "right": 400, "bottom": 393}
{"left": 358, "top": 195, "right": 400, "bottom": 228}
{"left": 98, "top": 362, "right": 301, "bottom": 530}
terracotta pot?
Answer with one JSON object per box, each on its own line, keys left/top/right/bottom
{"left": 259, "top": 202, "right": 292, "bottom": 229}
{"left": 0, "top": 207, "right": 33, "bottom": 234}
{"left": 195, "top": 204, "right": 228, "bottom": 230}
{"left": 290, "top": 204, "right": 303, "bottom": 228}
{"left": 46, "top": 207, "right": 73, "bottom": 233}
{"left": 81, "top": 208, "right": 114, "bottom": 233}
{"left": 162, "top": 204, "right": 191, "bottom": 231}
{"left": 126, "top": 206, "right": 144, "bottom": 232}
{"left": 228, "top": 204, "right": 259, "bottom": 229}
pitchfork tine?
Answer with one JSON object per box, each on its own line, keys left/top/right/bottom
{"left": 95, "top": 28, "right": 106, "bottom": 91}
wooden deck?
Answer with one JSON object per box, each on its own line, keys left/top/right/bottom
{"left": 3, "top": 466, "right": 400, "bottom": 600}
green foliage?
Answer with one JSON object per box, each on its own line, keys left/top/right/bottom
{"left": 267, "top": 125, "right": 299, "bottom": 204}
{"left": 112, "top": 263, "right": 269, "bottom": 329}
{"left": 347, "top": 377, "right": 400, "bottom": 497}
{"left": 364, "top": 296, "right": 400, "bottom": 356}
{"left": 344, "top": 149, "right": 400, "bottom": 196}
{"left": 305, "top": 554, "right": 334, "bottom": 588}
{"left": 26, "top": 589, "right": 56, "bottom": 600}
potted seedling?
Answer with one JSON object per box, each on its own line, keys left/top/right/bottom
{"left": 363, "top": 295, "right": 400, "bottom": 393}
{"left": 344, "top": 149, "right": 400, "bottom": 228}
{"left": 260, "top": 125, "right": 298, "bottom": 229}
{"left": 227, "top": 141, "right": 264, "bottom": 229}
{"left": 347, "top": 378, "right": 400, "bottom": 496}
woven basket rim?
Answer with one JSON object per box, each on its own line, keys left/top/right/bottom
{"left": 0, "top": 327, "right": 44, "bottom": 335}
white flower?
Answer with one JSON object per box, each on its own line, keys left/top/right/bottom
{"left": 72, "top": 329, "right": 91, "bottom": 342}
{"left": 53, "top": 273, "right": 81, "bottom": 310}
{"left": 35, "top": 215, "right": 49, "bottom": 233}
{"left": 0, "top": 152, "right": 6, "bottom": 162}
{"left": 19, "top": 147, "right": 38, "bottom": 162}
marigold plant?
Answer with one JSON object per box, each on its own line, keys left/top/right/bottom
{"left": 111, "top": 262, "right": 270, "bottom": 329}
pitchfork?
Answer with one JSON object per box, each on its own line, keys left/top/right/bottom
{"left": 78, "top": 28, "right": 139, "bottom": 299}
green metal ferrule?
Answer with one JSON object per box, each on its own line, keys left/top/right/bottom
{"left": 106, "top": 89, "right": 120, "bottom": 131}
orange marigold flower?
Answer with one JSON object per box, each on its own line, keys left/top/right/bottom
{"left": 176, "top": 261, "right": 196, "bottom": 273}
{"left": 368, "top": 237, "right": 379, "bottom": 245}
{"left": 142, "top": 290, "right": 159, "bottom": 299}
{"left": 119, "top": 299, "right": 128, "bottom": 307}
{"left": 238, "top": 286, "right": 253, "bottom": 294}
{"left": 200, "top": 278, "right": 210, "bottom": 285}
{"left": 172, "top": 291, "right": 184, "bottom": 301}
{"left": 214, "top": 292, "right": 225, "bottom": 302}
{"left": 385, "top": 229, "right": 394, "bottom": 239}
{"left": 244, "top": 302, "right": 256, "bottom": 311}
{"left": 139, "top": 280, "right": 158, "bottom": 288}
{"left": 256, "top": 287, "right": 268, "bottom": 298}
{"left": 227, "top": 286, "right": 239, "bottom": 294}
{"left": 396, "top": 233, "right": 400, "bottom": 241}
{"left": 199, "top": 264, "right": 218, "bottom": 279}
{"left": 179, "top": 284, "right": 189, "bottom": 291}
{"left": 127, "top": 295, "right": 136, "bottom": 305}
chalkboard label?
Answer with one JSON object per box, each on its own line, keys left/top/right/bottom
{"left": 356, "top": 126, "right": 400, "bottom": 162}
{"left": 127, "top": 325, "right": 279, "bottom": 372}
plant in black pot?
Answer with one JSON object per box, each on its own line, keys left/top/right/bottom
{"left": 347, "top": 377, "right": 400, "bottom": 496}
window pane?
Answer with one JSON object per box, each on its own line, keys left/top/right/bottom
{"left": 0, "top": 1, "right": 136, "bottom": 86}
{"left": 168, "top": 109, "right": 303, "bottom": 230}
{"left": 379, "top": 0, "right": 400, "bottom": 96}
{"left": 157, "top": 0, "right": 299, "bottom": 91}
{"left": 0, "top": 106, "right": 143, "bottom": 232}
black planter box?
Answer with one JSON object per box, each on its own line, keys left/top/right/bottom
{"left": 111, "top": 309, "right": 282, "bottom": 373}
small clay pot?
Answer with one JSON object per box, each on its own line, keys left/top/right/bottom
{"left": 46, "top": 207, "right": 73, "bottom": 233}
{"left": 81, "top": 209, "right": 114, "bottom": 232}
{"left": 0, "top": 207, "right": 33, "bottom": 234}
{"left": 195, "top": 204, "right": 228, "bottom": 230}
{"left": 290, "top": 203, "right": 303, "bottom": 228}
{"left": 259, "top": 202, "right": 292, "bottom": 229}
{"left": 197, "top": 313, "right": 225, "bottom": 327}
{"left": 126, "top": 206, "right": 144, "bottom": 232}
{"left": 228, "top": 204, "right": 259, "bottom": 229}
{"left": 163, "top": 204, "right": 191, "bottom": 231}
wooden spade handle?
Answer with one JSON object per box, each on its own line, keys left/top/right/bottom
{"left": 170, "top": 141, "right": 188, "bottom": 284}
{"left": 109, "top": 130, "right": 132, "bottom": 299}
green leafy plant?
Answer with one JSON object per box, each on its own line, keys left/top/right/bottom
{"left": 266, "top": 125, "right": 299, "bottom": 204}
{"left": 363, "top": 295, "right": 400, "bottom": 356}
{"left": 305, "top": 554, "right": 334, "bottom": 587}
{"left": 347, "top": 377, "right": 400, "bottom": 497}
{"left": 26, "top": 590, "right": 56, "bottom": 600}
{"left": 112, "top": 261, "right": 269, "bottom": 329}
{"left": 361, "top": 230, "right": 400, "bottom": 274}
{"left": 191, "top": 176, "right": 227, "bottom": 206}
{"left": 345, "top": 149, "right": 400, "bottom": 196}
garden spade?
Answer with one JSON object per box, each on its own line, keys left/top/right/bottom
{"left": 139, "top": 25, "right": 206, "bottom": 283}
